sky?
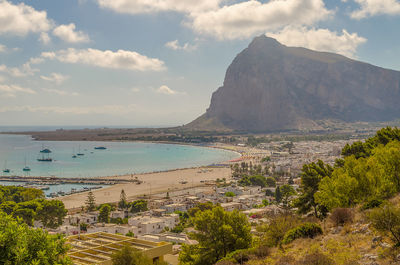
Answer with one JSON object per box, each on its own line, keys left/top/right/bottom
{"left": 0, "top": 0, "right": 400, "bottom": 127}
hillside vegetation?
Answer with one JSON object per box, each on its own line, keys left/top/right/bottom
{"left": 180, "top": 127, "right": 400, "bottom": 265}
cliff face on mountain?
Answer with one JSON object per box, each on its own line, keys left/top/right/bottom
{"left": 188, "top": 35, "right": 400, "bottom": 132}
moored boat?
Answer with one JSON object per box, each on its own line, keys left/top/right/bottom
{"left": 3, "top": 161, "right": 10, "bottom": 173}
{"left": 40, "top": 148, "right": 52, "bottom": 153}
{"left": 37, "top": 157, "right": 53, "bottom": 162}
{"left": 94, "top": 146, "right": 107, "bottom": 150}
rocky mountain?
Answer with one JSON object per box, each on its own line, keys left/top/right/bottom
{"left": 188, "top": 35, "right": 400, "bottom": 132}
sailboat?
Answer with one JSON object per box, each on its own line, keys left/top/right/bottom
{"left": 3, "top": 161, "right": 10, "bottom": 173}
{"left": 23, "top": 157, "right": 31, "bottom": 172}
{"left": 40, "top": 144, "right": 52, "bottom": 154}
{"left": 72, "top": 148, "right": 77, "bottom": 158}
{"left": 77, "top": 145, "right": 84, "bottom": 156}
{"left": 37, "top": 154, "right": 53, "bottom": 162}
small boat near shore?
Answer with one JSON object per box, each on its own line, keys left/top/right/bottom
{"left": 22, "top": 157, "right": 31, "bottom": 172}
{"left": 37, "top": 157, "right": 53, "bottom": 162}
{"left": 40, "top": 148, "right": 52, "bottom": 153}
{"left": 94, "top": 146, "right": 107, "bottom": 150}
{"left": 77, "top": 145, "right": 84, "bottom": 156}
{"left": 37, "top": 151, "right": 53, "bottom": 162}
{"left": 3, "top": 161, "right": 10, "bottom": 173}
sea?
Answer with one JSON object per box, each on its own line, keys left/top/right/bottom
{"left": 0, "top": 127, "right": 239, "bottom": 196}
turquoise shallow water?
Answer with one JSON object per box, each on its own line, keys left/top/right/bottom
{"left": 0, "top": 134, "right": 239, "bottom": 178}
{"left": 0, "top": 181, "right": 106, "bottom": 197}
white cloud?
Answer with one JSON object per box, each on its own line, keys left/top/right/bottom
{"left": 41, "top": 88, "right": 79, "bottom": 96}
{"left": 0, "top": 84, "right": 36, "bottom": 97}
{"left": 165, "top": 40, "right": 197, "bottom": 51}
{"left": 39, "top": 32, "right": 51, "bottom": 44}
{"left": 53, "top": 23, "right": 90, "bottom": 43}
{"left": 349, "top": 0, "right": 400, "bottom": 19}
{"left": 41, "top": 48, "right": 165, "bottom": 71}
{"left": 189, "top": 0, "right": 333, "bottom": 40}
{"left": 98, "top": 0, "right": 334, "bottom": 40}
{"left": 28, "top": 57, "right": 45, "bottom": 64}
{"left": 0, "top": 62, "right": 38, "bottom": 77}
{"left": 267, "top": 26, "right": 367, "bottom": 57}
{"left": 0, "top": 0, "right": 51, "bottom": 36}
{"left": 156, "top": 85, "right": 177, "bottom": 95}
{"left": 40, "top": 73, "right": 69, "bottom": 85}
{"left": 0, "top": 44, "right": 20, "bottom": 53}
{"left": 0, "top": 104, "right": 137, "bottom": 115}
{"left": 97, "top": 0, "right": 222, "bottom": 14}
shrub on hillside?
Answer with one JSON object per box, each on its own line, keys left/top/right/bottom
{"left": 219, "top": 245, "right": 270, "bottom": 264}
{"left": 257, "top": 213, "right": 301, "bottom": 247}
{"left": 225, "top": 192, "right": 236, "bottom": 197}
{"left": 266, "top": 177, "right": 276, "bottom": 187}
{"left": 329, "top": 208, "right": 354, "bottom": 227}
{"left": 369, "top": 203, "right": 400, "bottom": 247}
{"left": 275, "top": 255, "right": 296, "bottom": 265}
{"left": 296, "top": 251, "right": 335, "bottom": 265}
{"left": 215, "top": 260, "right": 237, "bottom": 265}
{"left": 361, "top": 198, "right": 383, "bottom": 210}
{"left": 282, "top": 222, "right": 323, "bottom": 244}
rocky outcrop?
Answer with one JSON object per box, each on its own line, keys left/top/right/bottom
{"left": 188, "top": 35, "right": 400, "bottom": 132}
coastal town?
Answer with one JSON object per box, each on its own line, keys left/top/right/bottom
{"left": 5, "top": 137, "right": 354, "bottom": 264}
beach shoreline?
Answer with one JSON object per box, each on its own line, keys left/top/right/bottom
{"left": 1, "top": 135, "right": 270, "bottom": 210}
{"left": 57, "top": 166, "right": 232, "bottom": 210}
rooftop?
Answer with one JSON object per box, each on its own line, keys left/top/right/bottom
{"left": 67, "top": 232, "right": 172, "bottom": 264}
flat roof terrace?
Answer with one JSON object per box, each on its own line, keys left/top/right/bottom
{"left": 67, "top": 232, "right": 172, "bottom": 265}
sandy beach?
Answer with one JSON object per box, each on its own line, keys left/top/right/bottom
{"left": 58, "top": 166, "right": 232, "bottom": 209}
{"left": 53, "top": 143, "right": 270, "bottom": 210}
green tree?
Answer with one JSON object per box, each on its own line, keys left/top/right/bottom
{"left": 179, "top": 206, "right": 251, "bottom": 264}
{"left": 266, "top": 177, "right": 276, "bottom": 187}
{"left": 12, "top": 207, "right": 36, "bottom": 226}
{"left": 369, "top": 203, "right": 400, "bottom": 246}
{"left": 0, "top": 201, "right": 16, "bottom": 214}
{"left": 315, "top": 141, "right": 400, "bottom": 211}
{"left": 0, "top": 186, "right": 43, "bottom": 203}
{"left": 99, "top": 204, "right": 111, "bottom": 223}
{"left": 342, "top": 127, "right": 400, "bottom": 159}
{"left": 280, "top": 185, "right": 296, "bottom": 209}
{"left": 342, "top": 141, "right": 368, "bottom": 159}
{"left": 37, "top": 200, "right": 67, "bottom": 228}
{"left": 257, "top": 213, "right": 300, "bottom": 247}
{"left": 225, "top": 192, "right": 236, "bottom": 197}
{"left": 111, "top": 246, "right": 152, "bottom": 265}
{"left": 275, "top": 186, "right": 282, "bottom": 203}
{"left": 261, "top": 156, "right": 271, "bottom": 163}
{"left": 85, "top": 191, "right": 96, "bottom": 212}
{"left": 111, "top": 245, "right": 167, "bottom": 265}
{"left": 314, "top": 168, "right": 359, "bottom": 210}
{"left": 238, "top": 175, "right": 267, "bottom": 187}
{"left": 118, "top": 189, "right": 128, "bottom": 210}
{"left": 0, "top": 211, "right": 71, "bottom": 265}
{"left": 12, "top": 200, "right": 43, "bottom": 225}
{"left": 265, "top": 189, "right": 274, "bottom": 197}
{"left": 80, "top": 223, "right": 88, "bottom": 232}
{"left": 294, "top": 160, "right": 333, "bottom": 218}
{"left": 187, "top": 202, "right": 214, "bottom": 218}
{"left": 129, "top": 200, "right": 148, "bottom": 213}
{"left": 20, "top": 188, "right": 44, "bottom": 202}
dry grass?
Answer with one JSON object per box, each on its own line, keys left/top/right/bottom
{"left": 247, "top": 207, "right": 398, "bottom": 265}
